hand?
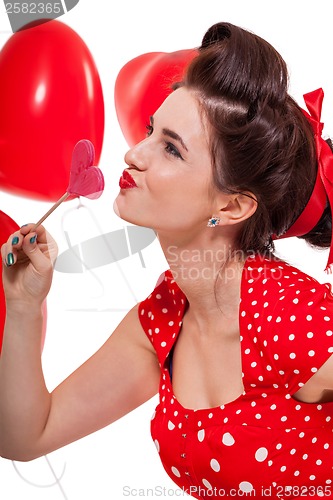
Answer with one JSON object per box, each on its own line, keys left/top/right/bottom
{"left": 1, "top": 224, "right": 58, "bottom": 308}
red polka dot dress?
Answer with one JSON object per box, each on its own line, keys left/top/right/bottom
{"left": 138, "top": 254, "right": 333, "bottom": 499}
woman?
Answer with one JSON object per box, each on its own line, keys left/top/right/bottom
{"left": 1, "top": 22, "right": 333, "bottom": 498}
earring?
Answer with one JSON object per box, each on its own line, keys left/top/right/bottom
{"left": 207, "top": 216, "right": 221, "bottom": 227}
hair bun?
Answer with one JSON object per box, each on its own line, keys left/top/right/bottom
{"left": 201, "top": 23, "right": 231, "bottom": 49}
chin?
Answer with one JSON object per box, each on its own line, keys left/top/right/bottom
{"left": 112, "top": 197, "right": 149, "bottom": 228}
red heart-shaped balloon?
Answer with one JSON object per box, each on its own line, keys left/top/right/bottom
{"left": 0, "top": 20, "right": 104, "bottom": 201}
{"left": 114, "top": 49, "right": 197, "bottom": 146}
{"left": 67, "top": 140, "right": 104, "bottom": 199}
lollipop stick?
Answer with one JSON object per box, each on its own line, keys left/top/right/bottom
{"left": 33, "top": 192, "right": 71, "bottom": 230}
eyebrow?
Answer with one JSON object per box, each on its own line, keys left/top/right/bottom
{"left": 150, "top": 116, "right": 188, "bottom": 152}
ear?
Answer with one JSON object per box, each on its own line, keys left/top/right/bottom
{"left": 218, "top": 192, "right": 258, "bottom": 225}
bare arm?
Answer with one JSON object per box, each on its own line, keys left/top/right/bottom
{"left": 0, "top": 225, "right": 160, "bottom": 461}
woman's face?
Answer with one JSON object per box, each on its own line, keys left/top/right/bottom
{"left": 114, "top": 87, "right": 221, "bottom": 236}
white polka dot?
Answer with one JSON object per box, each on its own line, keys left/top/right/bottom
{"left": 198, "top": 429, "right": 205, "bottom": 442}
{"left": 308, "top": 350, "right": 315, "bottom": 357}
{"left": 326, "top": 330, "right": 333, "bottom": 336}
{"left": 290, "top": 315, "right": 296, "bottom": 322}
{"left": 316, "top": 459, "right": 322, "bottom": 465}
{"left": 154, "top": 439, "right": 160, "bottom": 452}
{"left": 309, "top": 475, "right": 316, "bottom": 480}
{"left": 210, "top": 459, "right": 220, "bottom": 472}
{"left": 289, "top": 334, "right": 295, "bottom": 340}
{"left": 276, "top": 443, "right": 282, "bottom": 450}
{"left": 290, "top": 449, "right": 296, "bottom": 455}
{"left": 303, "top": 454, "right": 308, "bottom": 460}
{"left": 202, "top": 479, "right": 212, "bottom": 490}
{"left": 168, "top": 321, "right": 174, "bottom": 326}
{"left": 162, "top": 308, "right": 168, "bottom": 313}
{"left": 255, "top": 414, "right": 262, "bottom": 419}
{"left": 281, "top": 416, "right": 287, "bottom": 422}
{"left": 273, "top": 334, "right": 278, "bottom": 341}
{"left": 168, "top": 420, "right": 175, "bottom": 430}
{"left": 171, "top": 466, "right": 181, "bottom": 477}
{"left": 255, "top": 447, "right": 268, "bottom": 462}
{"left": 324, "top": 443, "right": 330, "bottom": 449}
{"left": 294, "top": 470, "right": 300, "bottom": 476}
{"left": 290, "top": 353, "right": 296, "bottom": 359}
{"left": 306, "top": 315, "right": 312, "bottom": 321}
{"left": 251, "top": 362, "right": 257, "bottom": 368}
{"left": 161, "top": 341, "right": 167, "bottom": 347}
{"left": 281, "top": 466, "right": 286, "bottom": 472}
{"left": 239, "top": 482, "right": 254, "bottom": 493}
{"left": 307, "top": 332, "right": 314, "bottom": 338}
{"left": 270, "top": 404, "right": 277, "bottom": 410}
{"left": 324, "top": 316, "right": 331, "bottom": 321}
{"left": 222, "top": 432, "right": 235, "bottom": 446}
{"left": 198, "top": 421, "right": 202, "bottom": 427}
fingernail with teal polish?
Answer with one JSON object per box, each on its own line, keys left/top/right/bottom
{"left": 30, "top": 235, "right": 37, "bottom": 244}
{"left": 7, "top": 253, "right": 14, "bottom": 266}
{"left": 12, "top": 236, "right": 19, "bottom": 245}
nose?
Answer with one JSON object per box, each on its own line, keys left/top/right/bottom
{"left": 124, "top": 138, "right": 148, "bottom": 171}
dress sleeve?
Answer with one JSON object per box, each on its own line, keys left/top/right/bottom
{"left": 266, "top": 280, "right": 333, "bottom": 395}
{"left": 138, "top": 270, "right": 187, "bottom": 366}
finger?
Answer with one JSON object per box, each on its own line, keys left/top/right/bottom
{"left": 1, "top": 243, "right": 13, "bottom": 267}
{"left": 19, "top": 223, "right": 36, "bottom": 236}
{"left": 1, "top": 230, "right": 23, "bottom": 267}
{"left": 21, "top": 232, "right": 52, "bottom": 273}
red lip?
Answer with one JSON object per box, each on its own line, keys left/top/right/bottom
{"left": 119, "top": 170, "right": 137, "bottom": 189}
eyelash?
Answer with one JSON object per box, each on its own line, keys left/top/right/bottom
{"left": 145, "top": 124, "right": 183, "bottom": 160}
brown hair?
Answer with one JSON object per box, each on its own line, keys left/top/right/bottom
{"left": 180, "top": 22, "right": 331, "bottom": 255}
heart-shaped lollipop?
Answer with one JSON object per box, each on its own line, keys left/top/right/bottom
{"left": 67, "top": 139, "right": 104, "bottom": 200}
{"left": 33, "top": 140, "right": 104, "bottom": 228}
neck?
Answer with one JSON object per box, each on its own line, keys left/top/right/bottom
{"left": 156, "top": 230, "right": 246, "bottom": 330}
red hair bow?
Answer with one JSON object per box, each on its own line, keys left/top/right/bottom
{"left": 281, "top": 88, "right": 333, "bottom": 273}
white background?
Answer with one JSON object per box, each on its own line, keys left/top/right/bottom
{"left": 1, "top": 1, "right": 333, "bottom": 498}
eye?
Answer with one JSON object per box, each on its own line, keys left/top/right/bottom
{"left": 165, "top": 142, "right": 183, "bottom": 160}
{"left": 145, "top": 124, "right": 153, "bottom": 137}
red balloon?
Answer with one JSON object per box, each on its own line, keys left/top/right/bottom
{"left": 0, "top": 20, "right": 104, "bottom": 201}
{"left": 0, "top": 211, "right": 47, "bottom": 352}
{"left": 114, "top": 49, "right": 197, "bottom": 146}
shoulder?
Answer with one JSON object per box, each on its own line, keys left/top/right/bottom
{"left": 242, "top": 253, "right": 333, "bottom": 316}
{"left": 242, "top": 254, "right": 333, "bottom": 394}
